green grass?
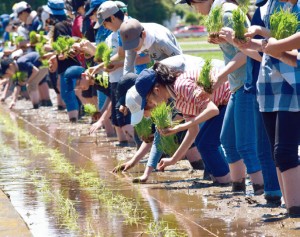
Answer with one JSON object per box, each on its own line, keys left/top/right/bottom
{"left": 177, "top": 36, "right": 208, "bottom": 43}
{"left": 194, "top": 51, "right": 223, "bottom": 60}
{"left": 180, "top": 43, "right": 219, "bottom": 50}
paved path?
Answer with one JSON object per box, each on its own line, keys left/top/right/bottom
{"left": 0, "top": 190, "right": 32, "bottom": 237}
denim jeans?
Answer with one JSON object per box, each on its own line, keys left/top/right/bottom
{"left": 147, "top": 131, "right": 163, "bottom": 168}
{"left": 254, "top": 99, "right": 281, "bottom": 195}
{"left": 196, "top": 105, "right": 230, "bottom": 177}
{"left": 221, "top": 88, "right": 261, "bottom": 174}
{"left": 60, "top": 66, "right": 85, "bottom": 112}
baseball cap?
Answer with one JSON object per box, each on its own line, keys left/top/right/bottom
{"left": 116, "top": 72, "right": 138, "bottom": 108}
{"left": 175, "top": 0, "right": 191, "bottom": 5}
{"left": 125, "top": 86, "right": 145, "bottom": 125}
{"left": 120, "top": 19, "right": 143, "bottom": 50}
{"left": 85, "top": 0, "right": 107, "bottom": 17}
{"left": 94, "top": 1, "right": 119, "bottom": 29}
{"left": 0, "top": 58, "right": 14, "bottom": 77}
{"left": 14, "top": 1, "right": 31, "bottom": 15}
{"left": 115, "top": 1, "right": 127, "bottom": 14}
{"left": 44, "top": 0, "right": 66, "bottom": 16}
{"left": 125, "top": 69, "right": 156, "bottom": 125}
{"left": 255, "top": 0, "right": 268, "bottom": 6}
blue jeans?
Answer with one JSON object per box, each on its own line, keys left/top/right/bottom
{"left": 254, "top": 98, "right": 281, "bottom": 196}
{"left": 147, "top": 131, "right": 163, "bottom": 168}
{"left": 60, "top": 66, "right": 85, "bottom": 112}
{"left": 196, "top": 105, "right": 230, "bottom": 177}
{"left": 221, "top": 88, "right": 261, "bottom": 174}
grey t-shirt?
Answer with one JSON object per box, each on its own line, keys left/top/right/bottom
{"left": 124, "top": 22, "right": 182, "bottom": 75}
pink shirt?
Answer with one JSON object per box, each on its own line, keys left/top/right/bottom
{"left": 173, "top": 69, "right": 231, "bottom": 117}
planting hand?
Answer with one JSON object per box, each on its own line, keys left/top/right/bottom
{"left": 89, "top": 119, "right": 103, "bottom": 134}
{"left": 208, "top": 35, "right": 227, "bottom": 44}
{"left": 9, "top": 101, "right": 15, "bottom": 109}
{"left": 79, "top": 39, "right": 95, "bottom": 56}
{"left": 158, "top": 158, "right": 174, "bottom": 171}
{"left": 112, "top": 161, "right": 134, "bottom": 173}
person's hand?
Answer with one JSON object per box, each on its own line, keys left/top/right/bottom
{"left": 219, "top": 27, "right": 235, "bottom": 44}
{"left": 119, "top": 105, "right": 128, "bottom": 116}
{"left": 112, "top": 161, "right": 134, "bottom": 173}
{"left": 208, "top": 33, "right": 227, "bottom": 44}
{"left": 9, "top": 101, "right": 15, "bottom": 109}
{"left": 48, "top": 55, "right": 58, "bottom": 73}
{"left": 262, "top": 37, "right": 282, "bottom": 58}
{"left": 244, "top": 25, "right": 261, "bottom": 39}
{"left": 158, "top": 125, "right": 181, "bottom": 136}
{"left": 58, "top": 53, "right": 66, "bottom": 60}
{"left": 103, "top": 63, "right": 117, "bottom": 73}
{"left": 157, "top": 157, "right": 175, "bottom": 171}
{"left": 79, "top": 39, "right": 95, "bottom": 56}
{"left": 18, "top": 81, "right": 27, "bottom": 87}
{"left": 89, "top": 118, "right": 103, "bottom": 134}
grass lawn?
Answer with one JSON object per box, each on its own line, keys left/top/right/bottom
{"left": 177, "top": 36, "right": 208, "bottom": 42}
{"left": 191, "top": 51, "right": 223, "bottom": 60}
{"left": 180, "top": 43, "right": 219, "bottom": 50}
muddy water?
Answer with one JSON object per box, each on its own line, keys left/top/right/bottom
{"left": 0, "top": 106, "right": 288, "bottom": 237}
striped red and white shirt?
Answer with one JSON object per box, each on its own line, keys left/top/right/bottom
{"left": 172, "top": 69, "right": 231, "bottom": 117}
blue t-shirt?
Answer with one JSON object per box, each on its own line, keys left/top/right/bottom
{"left": 95, "top": 25, "right": 112, "bottom": 44}
{"left": 17, "top": 51, "right": 41, "bottom": 77}
{"left": 244, "top": 7, "right": 265, "bottom": 94}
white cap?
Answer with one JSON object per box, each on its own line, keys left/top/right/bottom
{"left": 125, "top": 86, "right": 144, "bottom": 125}
{"left": 94, "top": 1, "right": 119, "bottom": 29}
{"left": 14, "top": 1, "right": 31, "bottom": 15}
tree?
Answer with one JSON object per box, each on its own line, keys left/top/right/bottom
{"left": 126, "top": 0, "right": 175, "bottom": 24}
{"left": 185, "top": 12, "right": 199, "bottom": 25}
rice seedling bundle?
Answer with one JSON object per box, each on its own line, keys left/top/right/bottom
{"left": 270, "top": 8, "right": 299, "bottom": 40}
{"left": 102, "top": 48, "right": 113, "bottom": 68}
{"left": 52, "top": 36, "right": 76, "bottom": 57}
{"left": 12, "top": 71, "right": 27, "bottom": 83}
{"left": 29, "top": 31, "right": 38, "bottom": 45}
{"left": 232, "top": 7, "right": 247, "bottom": 41}
{"left": 205, "top": 6, "right": 223, "bottom": 38}
{"left": 197, "top": 58, "right": 213, "bottom": 94}
{"left": 94, "top": 42, "right": 109, "bottom": 63}
{"left": 84, "top": 103, "right": 97, "bottom": 116}
{"left": 134, "top": 117, "right": 153, "bottom": 140}
{"left": 94, "top": 72, "right": 109, "bottom": 88}
{"left": 151, "top": 102, "right": 179, "bottom": 156}
{"left": 35, "top": 42, "right": 46, "bottom": 57}
{"left": 14, "top": 35, "right": 25, "bottom": 45}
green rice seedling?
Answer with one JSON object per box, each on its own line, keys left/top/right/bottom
{"left": 94, "top": 42, "right": 108, "bottom": 63}
{"left": 84, "top": 103, "right": 97, "bottom": 116}
{"left": 14, "top": 35, "right": 25, "bottom": 45}
{"left": 38, "top": 31, "right": 47, "bottom": 45}
{"left": 102, "top": 48, "right": 112, "bottom": 68}
{"left": 146, "top": 221, "right": 188, "bottom": 237}
{"left": 52, "top": 36, "right": 76, "bottom": 57}
{"left": 151, "top": 102, "right": 179, "bottom": 156}
{"left": 134, "top": 117, "right": 153, "bottom": 140}
{"left": 35, "top": 42, "right": 46, "bottom": 57}
{"left": 94, "top": 72, "right": 109, "bottom": 89}
{"left": 197, "top": 58, "right": 213, "bottom": 94}
{"left": 29, "top": 31, "right": 38, "bottom": 44}
{"left": 205, "top": 6, "right": 223, "bottom": 38}
{"left": 270, "top": 8, "right": 299, "bottom": 40}
{"left": 232, "top": 7, "right": 247, "bottom": 41}
{"left": 12, "top": 71, "right": 27, "bottom": 83}
{"left": 40, "top": 59, "right": 49, "bottom": 68}
{"left": 238, "top": 0, "right": 250, "bottom": 13}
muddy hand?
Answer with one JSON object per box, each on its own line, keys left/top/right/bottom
{"left": 112, "top": 163, "right": 126, "bottom": 173}
{"left": 158, "top": 158, "right": 173, "bottom": 171}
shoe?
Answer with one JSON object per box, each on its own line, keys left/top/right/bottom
{"left": 253, "top": 183, "right": 264, "bottom": 195}
{"left": 69, "top": 118, "right": 77, "bottom": 123}
{"left": 190, "top": 160, "right": 204, "bottom": 170}
{"left": 288, "top": 206, "right": 300, "bottom": 218}
{"left": 114, "top": 140, "right": 129, "bottom": 147}
{"left": 33, "top": 103, "right": 40, "bottom": 109}
{"left": 232, "top": 178, "right": 246, "bottom": 193}
{"left": 265, "top": 195, "right": 281, "bottom": 207}
{"left": 57, "top": 105, "right": 66, "bottom": 111}
{"left": 202, "top": 168, "right": 211, "bottom": 181}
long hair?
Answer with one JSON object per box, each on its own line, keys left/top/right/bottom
{"left": 153, "top": 62, "right": 182, "bottom": 86}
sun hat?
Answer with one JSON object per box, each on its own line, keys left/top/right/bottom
{"left": 120, "top": 18, "right": 143, "bottom": 50}
{"left": 85, "top": 0, "right": 107, "bottom": 17}
{"left": 44, "top": 0, "right": 66, "bottom": 16}
{"left": 94, "top": 1, "right": 119, "bottom": 29}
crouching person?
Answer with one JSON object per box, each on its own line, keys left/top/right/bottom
{"left": 0, "top": 52, "right": 48, "bottom": 109}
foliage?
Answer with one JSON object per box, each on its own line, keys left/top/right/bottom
{"left": 151, "top": 102, "right": 179, "bottom": 156}
{"left": 185, "top": 13, "right": 199, "bottom": 25}
{"left": 35, "top": 42, "right": 46, "bottom": 57}
{"left": 30, "top": 31, "right": 38, "bottom": 45}
{"left": 134, "top": 117, "right": 153, "bottom": 140}
{"left": 197, "top": 58, "right": 213, "bottom": 94}
{"left": 83, "top": 103, "right": 97, "bottom": 116}
{"left": 270, "top": 8, "right": 299, "bottom": 40}
{"left": 94, "top": 72, "right": 109, "bottom": 89}
{"left": 52, "top": 36, "right": 76, "bottom": 57}
{"left": 232, "top": 7, "right": 247, "bottom": 41}
{"left": 94, "top": 42, "right": 108, "bottom": 63}
{"left": 12, "top": 71, "right": 27, "bottom": 82}
{"left": 14, "top": 36, "right": 25, "bottom": 45}
{"left": 102, "top": 48, "right": 112, "bottom": 68}
{"left": 237, "top": 0, "right": 250, "bottom": 13}
{"left": 205, "top": 6, "right": 223, "bottom": 36}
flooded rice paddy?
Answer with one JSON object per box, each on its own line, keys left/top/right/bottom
{"left": 0, "top": 104, "right": 300, "bottom": 237}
